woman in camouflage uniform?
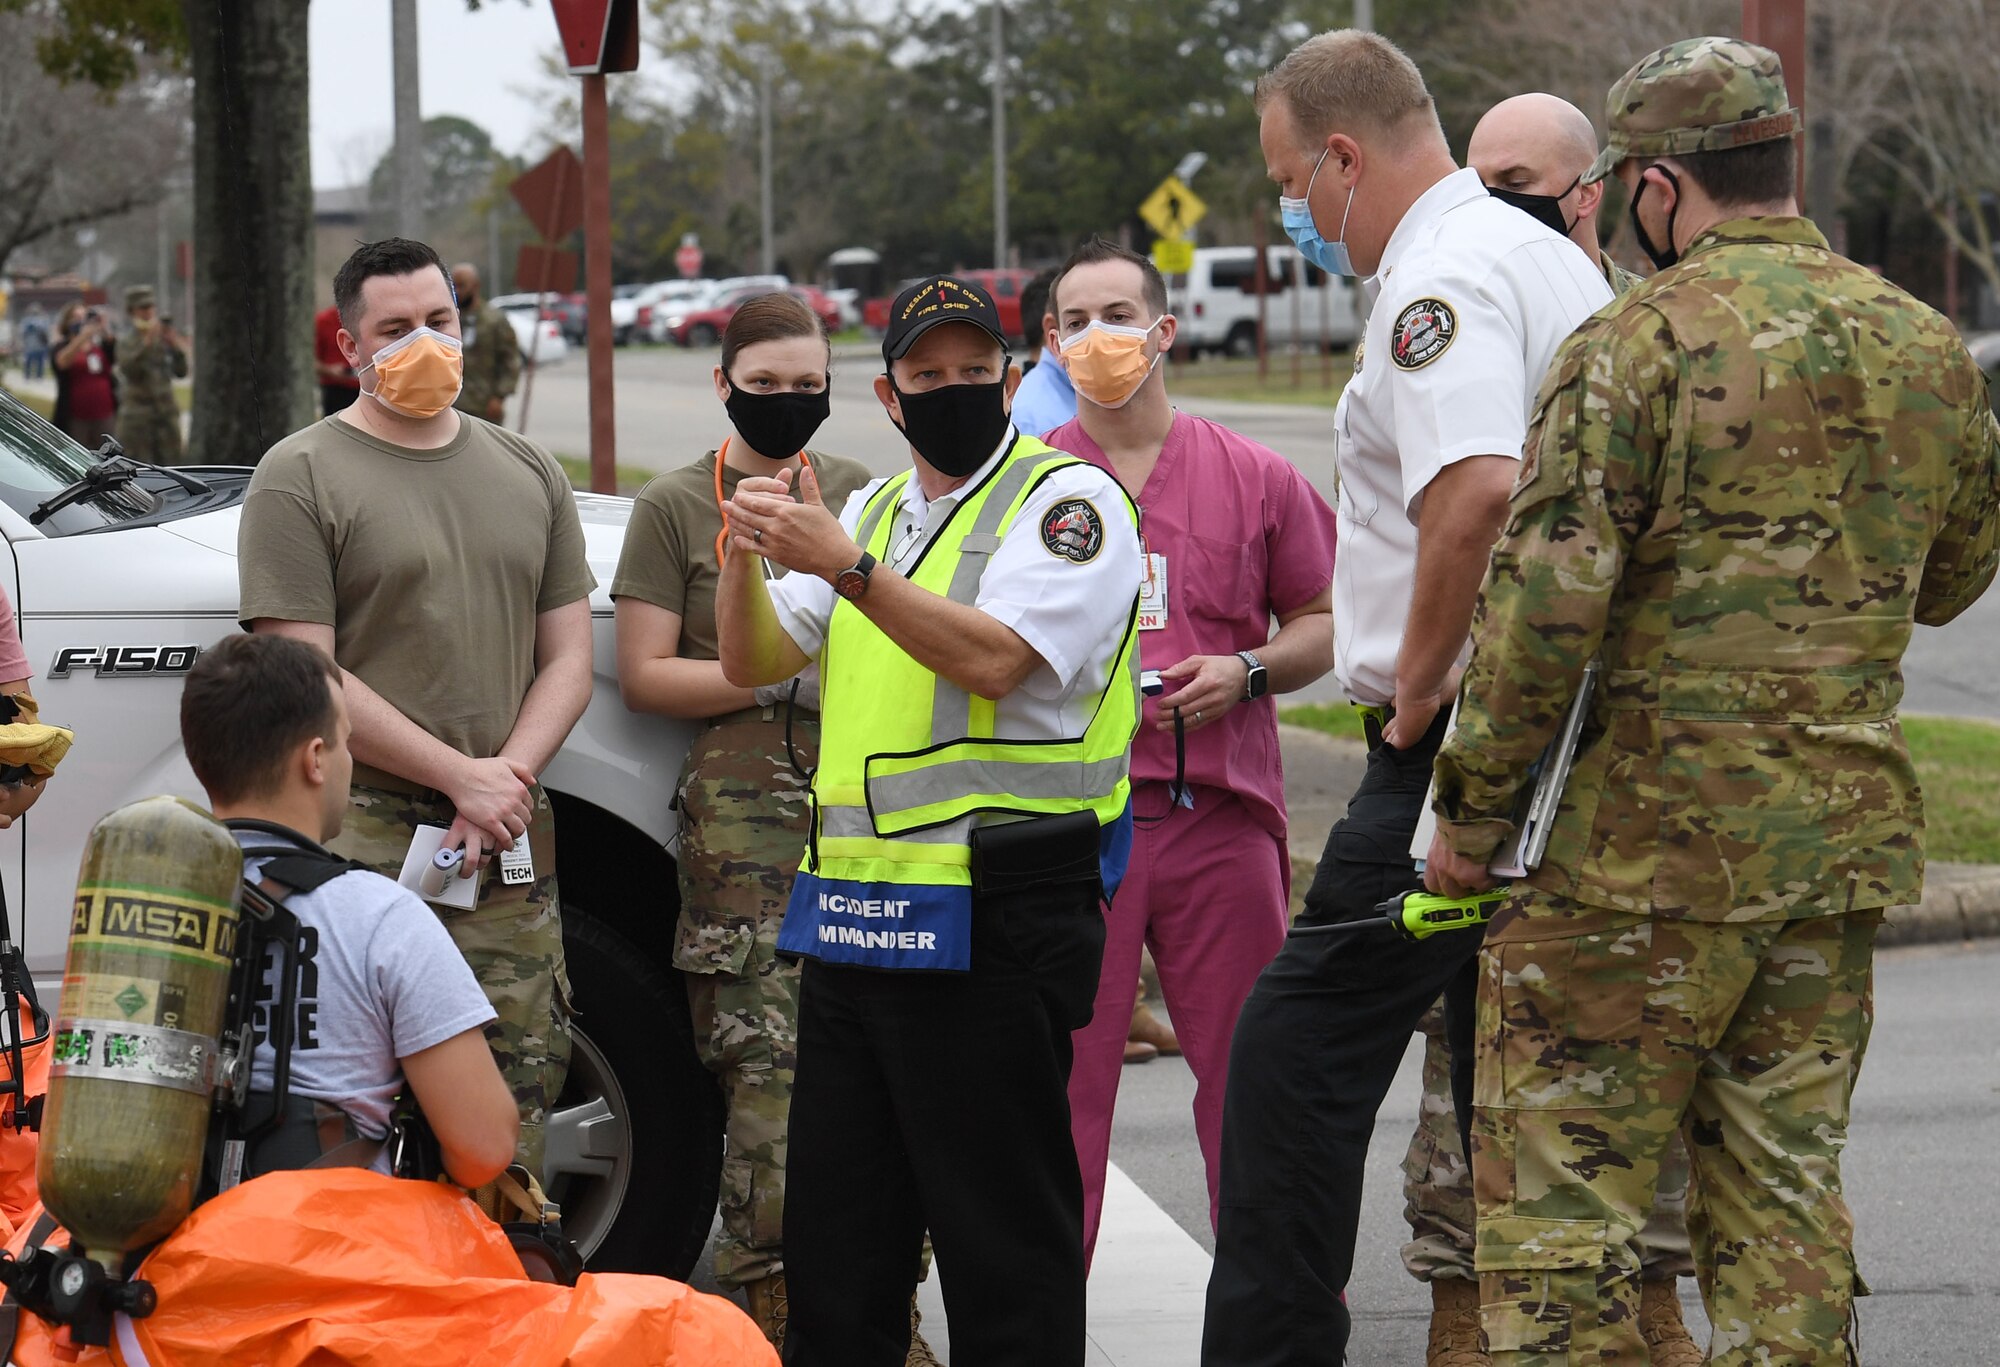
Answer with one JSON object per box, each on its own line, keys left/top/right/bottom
{"left": 611, "top": 294, "right": 896, "bottom": 1353}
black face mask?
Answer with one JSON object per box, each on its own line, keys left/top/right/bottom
{"left": 1628, "top": 167, "right": 1683, "bottom": 271}
{"left": 888, "top": 374, "right": 1012, "bottom": 477}
{"left": 725, "top": 381, "right": 832, "bottom": 461}
{"left": 1488, "top": 175, "right": 1579, "bottom": 238}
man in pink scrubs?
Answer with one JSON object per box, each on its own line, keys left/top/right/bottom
{"left": 1043, "top": 238, "right": 1337, "bottom": 1262}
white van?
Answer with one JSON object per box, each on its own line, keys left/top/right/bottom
{"left": 1167, "top": 246, "right": 1360, "bottom": 358}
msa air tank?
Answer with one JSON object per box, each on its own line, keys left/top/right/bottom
{"left": 39, "top": 796, "right": 242, "bottom": 1272}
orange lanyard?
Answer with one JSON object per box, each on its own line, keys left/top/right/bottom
{"left": 714, "top": 438, "right": 814, "bottom": 568}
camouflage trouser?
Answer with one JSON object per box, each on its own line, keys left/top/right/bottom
{"left": 1400, "top": 998, "right": 1693, "bottom": 1283}
{"left": 116, "top": 402, "right": 183, "bottom": 465}
{"left": 331, "top": 781, "right": 571, "bottom": 1175}
{"left": 1472, "top": 894, "right": 1879, "bottom": 1366}
{"left": 674, "top": 711, "right": 816, "bottom": 1290}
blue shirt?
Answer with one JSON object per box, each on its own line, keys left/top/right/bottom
{"left": 1010, "top": 348, "right": 1076, "bottom": 438}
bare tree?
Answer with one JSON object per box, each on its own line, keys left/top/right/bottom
{"left": 0, "top": 14, "right": 190, "bottom": 278}
{"left": 1870, "top": 0, "right": 2000, "bottom": 301}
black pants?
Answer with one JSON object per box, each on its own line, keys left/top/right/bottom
{"left": 783, "top": 878, "right": 1107, "bottom": 1367}
{"left": 1202, "top": 710, "right": 1477, "bottom": 1367}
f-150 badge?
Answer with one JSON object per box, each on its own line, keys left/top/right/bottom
{"left": 49, "top": 645, "right": 203, "bottom": 678}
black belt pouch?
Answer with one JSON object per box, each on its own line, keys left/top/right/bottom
{"left": 967, "top": 809, "right": 1101, "bottom": 895}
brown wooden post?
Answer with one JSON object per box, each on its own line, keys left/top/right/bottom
{"left": 1742, "top": 0, "right": 1808, "bottom": 206}
{"left": 581, "top": 73, "right": 616, "bottom": 494}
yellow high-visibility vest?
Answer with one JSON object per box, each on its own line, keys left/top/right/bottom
{"left": 777, "top": 434, "right": 1140, "bottom": 970}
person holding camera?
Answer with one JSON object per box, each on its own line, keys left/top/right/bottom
{"left": 717, "top": 275, "right": 1140, "bottom": 1366}
{"left": 117, "top": 284, "right": 190, "bottom": 466}
{"left": 611, "top": 292, "right": 872, "bottom": 1351}
{"left": 49, "top": 300, "right": 117, "bottom": 449}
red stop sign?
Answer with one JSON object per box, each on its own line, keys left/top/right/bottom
{"left": 676, "top": 244, "right": 704, "bottom": 279}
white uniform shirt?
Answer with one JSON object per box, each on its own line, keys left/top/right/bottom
{"left": 768, "top": 426, "right": 1141, "bottom": 738}
{"left": 1331, "top": 166, "right": 1612, "bottom": 704}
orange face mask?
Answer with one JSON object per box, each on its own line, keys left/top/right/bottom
{"left": 359, "top": 327, "right": 465, "bottom": 419}
{"left": 1058, "top": 318, "right": 1164, "bottom": 409}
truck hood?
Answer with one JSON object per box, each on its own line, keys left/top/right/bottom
{"left": 162, "top": 490, "right": 638, "bottom": 609}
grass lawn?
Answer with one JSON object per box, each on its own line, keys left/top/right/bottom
{"left": 3, "top": 385, "right": 190, "bottom": 419}
{"left": 1165, "top": 353, "right": 1353, "bottom": 408}
{"left": 556, "top": 453, "right": 656, "bottom": 496}
{"left": 1279, "top": 704, "right": 2000, "bottom": 866}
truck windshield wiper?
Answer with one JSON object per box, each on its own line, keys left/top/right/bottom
{"left": 29, "top": 446, "right": 210, "bottom": 526}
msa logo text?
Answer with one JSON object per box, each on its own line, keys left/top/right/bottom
{"left": 49, "top": 645, "right": 203, "bottom": 679}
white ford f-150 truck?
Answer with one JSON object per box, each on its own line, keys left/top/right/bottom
{"left": 0, "top": 390, "right": 721, "bottom": 1277}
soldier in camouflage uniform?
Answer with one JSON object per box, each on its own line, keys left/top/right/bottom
{"left": 1424, "top": 38, "right": 2000, "bottom": 1365}
{"left": 451, "top": 263, "right": 523, "bottom": 425}
{"left": 1391, "top": 93, "right": 1699, "bottom": 1367}
{"left": 241, "top": 238, "right": 599, "bottom": 1180}
{"left": 610, "top": 289, "right": 893, "bottom": 1354}
{"left": 115, "top": 285, "right": 188, "bottom": 465}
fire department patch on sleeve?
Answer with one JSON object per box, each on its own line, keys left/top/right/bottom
{"left": 1040, "top": 498, "right": 1105, "bottom": 563}
{"left": 1390, "top": 298, "right": 1457, "bottom": 370}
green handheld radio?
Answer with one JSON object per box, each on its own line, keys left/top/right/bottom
{"left": 1290, "top": 887, "right": 1510, "bottom": 941}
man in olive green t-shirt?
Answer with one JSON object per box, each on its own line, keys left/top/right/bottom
{"left": 238, "top": 237, "right": 596, "bottom": 1175}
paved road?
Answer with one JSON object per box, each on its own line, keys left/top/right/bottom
{"left": 1101, "top": 939, "right": 2000, "bottom": 1363}
{"left": 515, "top": 345, "right": 2000, "bottom": 721}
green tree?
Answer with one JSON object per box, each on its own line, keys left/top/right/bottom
{"left": 11, "top": 0, "right": 523, "bottom": 466}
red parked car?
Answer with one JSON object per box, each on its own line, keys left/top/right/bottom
{"left": 671, "top": 286, "right": 843, "bottom": 347}
{"left": 861, "top": 269, "right": 1036, "bottom": 343}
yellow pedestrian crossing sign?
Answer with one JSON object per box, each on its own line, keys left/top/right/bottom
{"left": 1151, "top": 237, "right": 1195, "bottom": 275}
{"left": 1139, "top": 176, "right": 1207, "bottom": 239}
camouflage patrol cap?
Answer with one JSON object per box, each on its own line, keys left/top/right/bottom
{"left": 124, "top": 284, "right": 157, "bottom": 311}
{"left": 1583, "top": 36, "right": 1800, "bottom": 185}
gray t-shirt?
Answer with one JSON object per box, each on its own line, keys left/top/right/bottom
{"left": 239, "top": 829, "right": 495, "bottom": 1138}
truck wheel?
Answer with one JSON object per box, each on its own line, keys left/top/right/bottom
{"left": 688, "top": 323, "right": 719, "bottom": 347}
{"left": 547, "top": 914, "right": 722, "bottom": 1280}
{"left": 1224, "top": 323, "right": 1259, "bottom": 359}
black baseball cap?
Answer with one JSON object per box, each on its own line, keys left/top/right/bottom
{"left": 882, "top": 276, "right": 1010, "bottom": 362}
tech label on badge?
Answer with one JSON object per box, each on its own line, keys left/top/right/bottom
{"left": 498, "top": 833, "right": 535, "bottom": 886}
{"left": 1390, "top": 298, "right": 1457, "bottom": 370}
{"left": 1040, "top": 499, "right": 1105, "bottom": 563}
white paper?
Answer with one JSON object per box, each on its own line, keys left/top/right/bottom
{"left": 398, "top": 823, "right": 479, "bottom": 911}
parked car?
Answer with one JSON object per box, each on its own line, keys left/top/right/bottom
{"left": 1166, "top": 246, "right": 1360, "bottom": 358}
{"left": 502, "top": 310, "right": 569, "bottom": 366}
{"left": 822, "top": 287, "right": 863, "bottom": 332}
{"left": 0, "top": 389, "right": 717, "bottom": 1280}
{"left": 634, "top": 280, "right": 715, "bottom": 344}
{"left": 486, "top": 294, "right": 572, "bottom": 365}
{"left": 861, "top": 268, "right": 1035, "bottom": 340}
{"left": 670, "top": 285, "right": 841, "bottom": 348}
{"left": 608, "top": 284, "right": 643, "bottom": 346}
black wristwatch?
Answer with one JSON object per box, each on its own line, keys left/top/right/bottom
{"left": 1237, "top": 650, "right": 1269, "bottom": 700}
{"left": 834, "top": 551, "right": 877, "bottom": 601}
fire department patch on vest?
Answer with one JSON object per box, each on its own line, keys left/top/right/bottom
{"left": 1390, "top": 298, "right": 1457, "bottom": 370}
{"left": 1040, "top": 498, "right": 1104, "bottom": 563}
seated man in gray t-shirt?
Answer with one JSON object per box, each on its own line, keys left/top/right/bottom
{"left": 180, "top": 633, "right": 518, "bottom": 1189}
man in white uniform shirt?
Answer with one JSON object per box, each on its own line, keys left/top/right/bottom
{"left": 1203, "top": 31, "right": 1610, "bottom": 1367}
{"left": 717, "top": 276, "right": 1141, "bottom": 1367}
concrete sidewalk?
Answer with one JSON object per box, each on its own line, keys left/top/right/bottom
{"left": 1277, "top": 721, "right": 2000, "bottom": 944}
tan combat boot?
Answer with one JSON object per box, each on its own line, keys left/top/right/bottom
{"left": 1427, "top": 1277, "right": 1490, "bottom": 1367}
{"left": 1641, "top": 1277, "right": 1702, "bottom": 1367}
{"left": 743, "top": 1273, "right": 789, "bottom": 1351}
{"left": 906, "top": 1292, "right": 942, "bottom": 1367}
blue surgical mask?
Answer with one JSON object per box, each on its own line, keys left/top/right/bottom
{"left": 1279, "top": 145, "right": 1359, "bottom": 277}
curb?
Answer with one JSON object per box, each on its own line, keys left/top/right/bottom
{"left": 1276, "top": 727, "right": 2000, "bottom": 945}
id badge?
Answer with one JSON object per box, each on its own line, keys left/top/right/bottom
{"left": 498, "top": 832, "right": 536, "bottom": 886}
{"left": 1138, "top": 552, "right": 1169, "bottom": 631}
